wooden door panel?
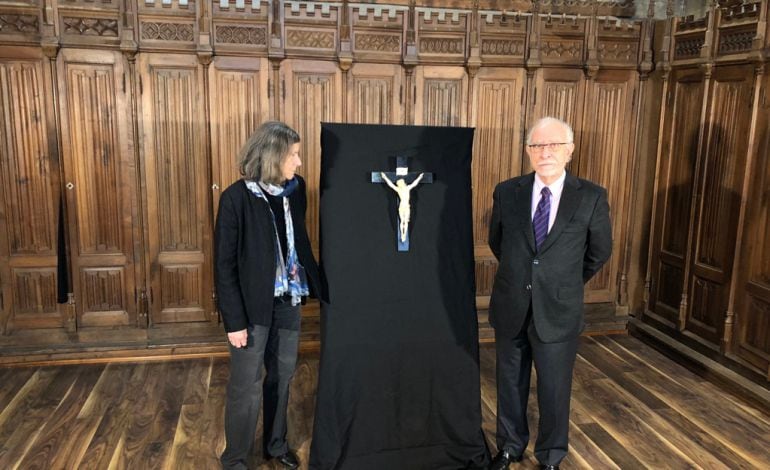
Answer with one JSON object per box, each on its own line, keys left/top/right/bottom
{"left": 732, "top": 71, "right": 770, "bottom": 373}
{"left": 138, "top": 53, "right": 213, "bottom": 325}
{"left": 649, "top": 69, "right": 704, "bottom": 323}
{"left": 469, "top": 67, "right": 525, "bottom": 300}
{"left": 579, "top": 70, "right": 637, "bottom": 303}
{"left": 57, "top": 48, "right": 137, "bottom": 328}
{"left": 686, "top": 65, "right": 753, "bottom": 344}
{"left": 414, "top": 66, "right": 468, "bottom": 127}
{"left": 0, "top": 49, "right": 61, "bottom": 332}
{"left": 347, "top": 63, "right": 404, "bottom": 125}
{"left": 282, "top": 59, "right": 343, "bottom": 251}
{"left": 209, "top": 56, "right": 269, "bottom": 220}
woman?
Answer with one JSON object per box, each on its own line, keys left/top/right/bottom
{"left": 215, "top": 121, "right": 321, "bottom": 469}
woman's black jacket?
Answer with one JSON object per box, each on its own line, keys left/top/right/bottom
{"left": 214, "top": 176, "right": 321, "bottom": 333}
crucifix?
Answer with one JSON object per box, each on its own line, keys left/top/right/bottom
{"left": 371, "top": 156, "right": 433, "bottom": 251}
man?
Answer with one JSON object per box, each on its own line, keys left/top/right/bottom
{"left": 488, "top": 117, "right": 612, "bottom": 470}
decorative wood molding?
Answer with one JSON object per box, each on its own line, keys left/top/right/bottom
{"left": 352, "top": 4, "right": 405, "bottom": 22}
{"left": 161, "top": 266, "right": 202, "bottom": 308}
{"left": 285, "top": 29, "right": 334, "bottom": 49}
{"left": 0, "top": 14, "right": 39, "bottom": 34}
{"left": 540, "top": 40, "right": 582, "bottom": 59}
{"left": 480, "top": 38, "right": 525, "bottom": 56}
{"left": 62, "top": 16, "right": 119, "bottom": 37}
{"left": 677, "top": 14, "right": 708, "bottom": 32}
{"left": 13, "top": 269, "right": 57, "bottom": 315}
{"left": 598, "top": 41, "right": 638, "bottom": 62}
{"left": 719, "top": 1, "right": 761, "bottom": 23}
{"left": 81, "top": 268, "right": 125, "bottom": 312}
{"left": 216, "top": 0, "right": 266, "bottom": 13}
{"left": 141, "top": 0, "right": 193, "bottom": 10}
{"left": 354, "top": 32, "right": 400, "bottom": 53}
{"left": 718, "top": 28, "right": 755, "bottom": 55}
{"left": 141, "top": 21, "right": 194, "bottom": 41}
{"left": 419, "top": 37, "right": 463, "bottom": 54}
{"left": 215, "top": 25, "right": 266, "bottom": 45}
{"left": 674, "top": 36, "right": 705, "bottom": 59}
{"left": 540, "top": 15, "right": 585, "bottom": 34}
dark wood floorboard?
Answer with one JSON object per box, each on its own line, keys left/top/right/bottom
{"left": 0, "top": 334, "right": 768, "bottom": 469}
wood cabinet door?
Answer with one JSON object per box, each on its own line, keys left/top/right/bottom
{"left": 209, "top": 56, "right": 270, "bottom": 220}
{"left": 281, "top": 59, "right": 343, "bottom": 251}
{"left": 686, "top": 65, "right": 753, "bottom": 345}
{"left": 649, "top": 68, "right": 704, "bottom": 324}
{"left": 469, "top": 67, "right": 526, "bottom": 302}
{"left": 137, "top": 53, "right": 214, "bottom": 326}
{"left": 347, "top": 62, "right": 404, "bottom": 125}
{"left": 0, "top": 48, "right": 61, "bottom": 333}
{"left": 732, "top": 69, "right": 770, "bottom": 375}
{"left": 57, "top": 49, "right": 139, "bottom": 328}
{"left": 578, "top": 69, "right": 638, "bottom": 303}
{"left": 414, "top": 66, "right": 468, "bottom": 127}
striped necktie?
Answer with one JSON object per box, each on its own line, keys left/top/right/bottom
{"left": 533, "top": 186, "right": 551, "bottom": 251}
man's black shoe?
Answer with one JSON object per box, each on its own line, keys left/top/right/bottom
{"left": 538, "top": 465, "right": 559, "bottom": 470}
{"left": 274, "top": 450, "right": 299, "bottom": 469}
{"left": 488, "top": 450, "right": 522, "bottom": 470}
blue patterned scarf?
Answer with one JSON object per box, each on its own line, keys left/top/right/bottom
{"left": 245, "top": 178, "right": 309, "bottom": 306}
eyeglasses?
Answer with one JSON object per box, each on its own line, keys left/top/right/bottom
{"left": 527, "top": 142, "right": 571, "bottom": 152}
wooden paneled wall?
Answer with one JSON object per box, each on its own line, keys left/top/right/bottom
{"left": 645, "top": 0, "right": 770, "bottom": 382}
{"left": 0, "top": 0, "right": 651, "bottom": 352}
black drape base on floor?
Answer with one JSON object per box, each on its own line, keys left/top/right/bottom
{"left": 309, "top": 124, "right": 489, "bottom": 470}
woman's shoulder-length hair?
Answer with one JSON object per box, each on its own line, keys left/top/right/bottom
{"left": 238, "top": 121, "right": 300, "bottom": 184}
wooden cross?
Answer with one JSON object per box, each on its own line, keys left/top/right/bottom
{"left": 371, "top": 156, "right": 434, "bottom": 252}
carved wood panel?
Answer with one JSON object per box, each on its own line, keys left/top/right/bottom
{"left": 347, "top": 62, "right": 404, "bottom": 125}
{"left": 732, "top": 71, "right": 770, "bottom": 374}
{"left": 414, "top": 66, "right": 468, "bottom": 126}
{"left": 0, "top": 49, "right": 61, "bottom": 332}
{"left": 527, "top": 68, "right": 586, "bottom": 174}
{"left": 578, "top": 70, "right": 637, "bottom": 304}
{"left": 10, "top": 268, "right": 58, "bottom": 329}
{"left": 281, "top": 59, "right": 343, "bottom": 251}
{"left": 649, "top": 68, "right": 704, "bottom": 323}
{"left": 209, "top": 56, "right": 269, "bottom": 220}
{"left": 138, "top": 53, "right": 213, "bottom": 325}
{"left": 470, "top": 67, "right": 525, "bottom": 246}
{"left": 57, "top": 48, "right": 137, "bottom": 328}
{"left": 469, "top": 67, "right": 525, "bottom": 298}
{"left": 685, "top": 65, "right": 753, "bottom": 345}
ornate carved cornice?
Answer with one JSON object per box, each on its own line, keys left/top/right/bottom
{"left": 63, "top": 17, "right": 119, "bottom": 37}
{"left": 141, "top": 21, "right": 194, "bottom": 42}
{"left": 0, "top": 14, "right": 39, "bottom": 34}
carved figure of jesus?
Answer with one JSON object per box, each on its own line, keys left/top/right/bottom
{"left": 380, "top": 172, "right": 425, "bottom": 243}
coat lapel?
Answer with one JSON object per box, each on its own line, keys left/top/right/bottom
{"left": 538, "top": 172, "right": 582, "bottom": 254}
{"left": 516, "top": 174, "right": 536, "bottom": 253}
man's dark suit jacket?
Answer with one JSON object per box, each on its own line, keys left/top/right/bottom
{"left": 488, "top": 172, "right": 612, "bottom": 343}
{"left": 214, "top": 176, "right": 322, "bottom": 333}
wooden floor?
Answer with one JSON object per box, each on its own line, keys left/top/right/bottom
{"left": 1, "top": 334, "right": 769, "bottom": 469}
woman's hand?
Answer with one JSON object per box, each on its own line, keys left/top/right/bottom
{"left": 228, "top": 329, "right": 248, "bottom": 348}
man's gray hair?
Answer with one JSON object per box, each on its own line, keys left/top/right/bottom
{"left": 238, "top": 121, "right": 300, "bottom": 184}
{"left": 526, "top": 117, "right": 574, "bottom": 145}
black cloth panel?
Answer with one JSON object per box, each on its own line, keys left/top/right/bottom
{"left": 310, "top": 123, "right": 489, "bottom": 470}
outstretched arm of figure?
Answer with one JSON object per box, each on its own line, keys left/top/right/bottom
{"left": 406, "top": 172, "right": 425, "bottom": 190}
{"left": 381, "top": 172, "right": 398, "bottom": 191}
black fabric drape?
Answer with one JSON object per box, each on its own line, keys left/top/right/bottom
{"left": 57, "top": 196, "right": 70, "bottom": 303}
{"left": 310, "top": 123, "right": 489, "bottom": 470}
